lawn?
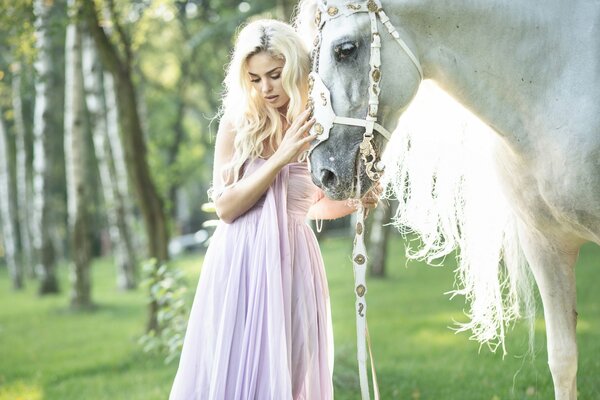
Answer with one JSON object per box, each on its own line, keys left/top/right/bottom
{"left": 1, "top": 234, "right": 599, "bottom": 399}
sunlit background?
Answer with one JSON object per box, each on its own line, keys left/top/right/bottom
{"left": 1, "top": 1, "right": 600, "bottom": 399}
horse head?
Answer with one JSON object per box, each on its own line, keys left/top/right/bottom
{"left": 301, "top": 0, "right": 422, "bottom": 199}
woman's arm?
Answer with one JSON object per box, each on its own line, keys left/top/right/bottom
{"left": 213, "top": 111, "right": 316, "bottom": 224}
{"left": 306, "top": 190, "right": 357, "bottom": 220}
{"left": 306, "top": 183, "right": 383, "bottom": 220}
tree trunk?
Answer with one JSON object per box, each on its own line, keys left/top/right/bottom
{"left": 64, "top": 4, "right": 92, "bottom": 309}
{"left": 82, "top": 33, "right": 137, "bottom": 290}
{"left": 0, "top": 108, "right": 23, "bottom": 289}
{"left": 32, "top": 0, "right": 63, "bottom": 294}
{"left": 12, "top": 63, "right": 35, "bottom": 280}
{"left": 368, "top": 202, "right": 393, "bottom": 277}
{"left": 103, "top": 72, "right": 141, "bottom": 258}
{"left": 82, "top": 0, "right": 169, "bottom": 331}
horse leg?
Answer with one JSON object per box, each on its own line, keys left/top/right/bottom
{"left": 518, "top": 224, "right": 579, "bottom": 400}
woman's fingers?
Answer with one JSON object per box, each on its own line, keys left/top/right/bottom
{"left": 295, "top": 117, "right": 315, "bottom": 136}
{"left": 291, "top": 109, "right": 311, "bottom": 130}
{"left": 301, "top": 133, "right": 318, "bottom": 144}
{"left": 291, "top": 111, "right": 312, "bottom": 131}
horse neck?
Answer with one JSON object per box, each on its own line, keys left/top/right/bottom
{"left": 389, "top": 0, "right": 587, "bottom": 149}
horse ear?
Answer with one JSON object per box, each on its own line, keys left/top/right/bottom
{"left": 292, "top": 0, "right": 318, "bottom": 49}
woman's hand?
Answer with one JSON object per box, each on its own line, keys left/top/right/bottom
{"left": 272, "top": 109, "right": 317, "bottom": 168}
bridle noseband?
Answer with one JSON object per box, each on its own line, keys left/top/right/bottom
{"left": 307, "top": 0, "right": 423, "bottom": 181}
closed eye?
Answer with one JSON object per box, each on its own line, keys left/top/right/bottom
{"left": 334, "top": 41, "right": 358, "bottom": 62}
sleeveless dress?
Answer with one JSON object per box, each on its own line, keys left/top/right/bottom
{"left": 169, "top": 159, "right": 334, "bottom": 400}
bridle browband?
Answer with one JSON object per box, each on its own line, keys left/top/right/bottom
{"left": 307, "top": 0, "right": 423, "bottom": 180}
{"left": 306, "top": 1, "right": 423, "bottom": 399}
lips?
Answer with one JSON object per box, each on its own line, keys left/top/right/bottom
{"left": 265, "top": 95, "right": 279, "bottom": 102}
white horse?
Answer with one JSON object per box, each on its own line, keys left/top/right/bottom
{"left": 296, "top": 0, "right": 600, "bottom": 398}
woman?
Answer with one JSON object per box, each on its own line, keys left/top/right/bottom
{"left": 169, "top": 19, "right": 379, "bottom": 400}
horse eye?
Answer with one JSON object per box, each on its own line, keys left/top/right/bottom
{"left": 334, "top": 42, "right": 357, "bottom": 61}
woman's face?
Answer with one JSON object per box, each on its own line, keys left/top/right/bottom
{"left": 247, "top": 52, "right": 290, "bottom": 110}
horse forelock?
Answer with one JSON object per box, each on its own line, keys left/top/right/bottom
{"left": 293, "top": 0, "right": 319, "bottom": 49}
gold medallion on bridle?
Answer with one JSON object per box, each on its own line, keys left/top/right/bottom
{"left": 372, "top": 67, "right": 381, "bottom": 82}
{"left": 314, "top": 123, "right": 324, "bottom": 135}
{"left": 356, "top": 284, "right": 366, "bottom": 297}
{"left": 327, "top": 6, "right": 339, "bottom": 16}
{"left": 356, "top": 222, "right": 363, "bottom": 235}
{"left": 347, "top": 3, "right": 361, "bottom": 11}
{"left": 354, "top": 254, "right": 366, "bottom": 264}
{"left": 367, "top": 0, "right": 380, "bottom": 12}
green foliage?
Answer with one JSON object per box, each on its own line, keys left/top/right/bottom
{"left": 0, "top": 0, "right": 36, "bottom": 64}
{"left": 138, "top": 258, "right": 189, "bottom": 364}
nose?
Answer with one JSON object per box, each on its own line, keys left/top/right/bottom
{"left": 261, "top": 80, "right": 272, "bottom": 94}
{"left": 319, "top": 167, "right": 338, "bottom": 188}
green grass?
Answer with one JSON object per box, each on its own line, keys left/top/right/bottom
{"left": 1, "top": 235, "right": 599, "bottom": 399}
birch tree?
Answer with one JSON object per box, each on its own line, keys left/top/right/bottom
{"left": 32, "top": 0, "right": 64, "bottom": 294}
{"left": 82, "top": 34, "right": 137, "bottom": 290}
{"left": 64, "top": 0, "right": 92, "bottom": 308}
{"left": 12, "top": 62, "right": 35, "bottom": 279}
{"left": 0, "top": 108, "right": 22, "bottom": 289}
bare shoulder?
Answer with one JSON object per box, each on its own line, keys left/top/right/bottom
{"left": 217, "top": 113, "right": 236, "bottom": 138}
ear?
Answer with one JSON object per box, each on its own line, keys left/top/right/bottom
{"left": 293, "top": 0, "right": 318, "bottom": 49}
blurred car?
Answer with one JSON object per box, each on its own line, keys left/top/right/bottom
{"left": 168, "top": 229, "right": 210, "bottom": 257}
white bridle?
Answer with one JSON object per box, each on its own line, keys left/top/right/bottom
{"left": 307, "top": 0, "right": 423, "bottom": 180}
{"left": 306, "top": 1, "right": 423, "bottom": 399}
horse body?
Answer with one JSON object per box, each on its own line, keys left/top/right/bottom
{"left": 404, "top": 0, "right": 600, "bottom": 245}
{"left": 300, "top": 0, "right": 600, "bottom": 398}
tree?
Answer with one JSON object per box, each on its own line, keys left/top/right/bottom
{"left": 368, "top": 201, "right": 394, "bottom": 277}
{"left": 32, "top": 0, "right": 66, "bottom": 294}
{"left": 0, "top": 107, "right": 22, "bottom": 289}
{"left": 82, "top": 33, "right": 138, "bottom": 290}
{"left": 64, "top": 0, "right": 93, "bottom": 308}
{"left": 12, "top": 62, "right": 35, "bottom": 280}
{"left": 82, "top": 0, "right": 169, "bottom": 331}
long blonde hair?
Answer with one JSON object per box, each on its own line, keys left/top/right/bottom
{"left": 219, "top": 19, "right": 310, "bottom": 188}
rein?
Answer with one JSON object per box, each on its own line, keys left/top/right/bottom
{"left": 306, "top": 0, "right": 423, "bottom": 398}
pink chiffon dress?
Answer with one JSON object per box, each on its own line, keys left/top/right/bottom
{"left": 169, "top": 158, "right": 334, "bottom": 400}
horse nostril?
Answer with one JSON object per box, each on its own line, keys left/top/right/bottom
{"left": 320, "top": 168, "right": 338, "bottom": 188}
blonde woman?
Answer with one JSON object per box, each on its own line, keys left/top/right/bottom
{"left": 169, "top": 19, "right": 378, "bottom": 400}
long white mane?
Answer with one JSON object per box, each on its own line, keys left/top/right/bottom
{"left": 294, "top": 0, "right": 535, "bottom": 353}
{"left": 381, "top": 82, "right": 535, "bottom": 352}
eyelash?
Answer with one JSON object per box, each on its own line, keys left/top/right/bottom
{"left": 250, "top": 74, "right": 281, "bottom": 83}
